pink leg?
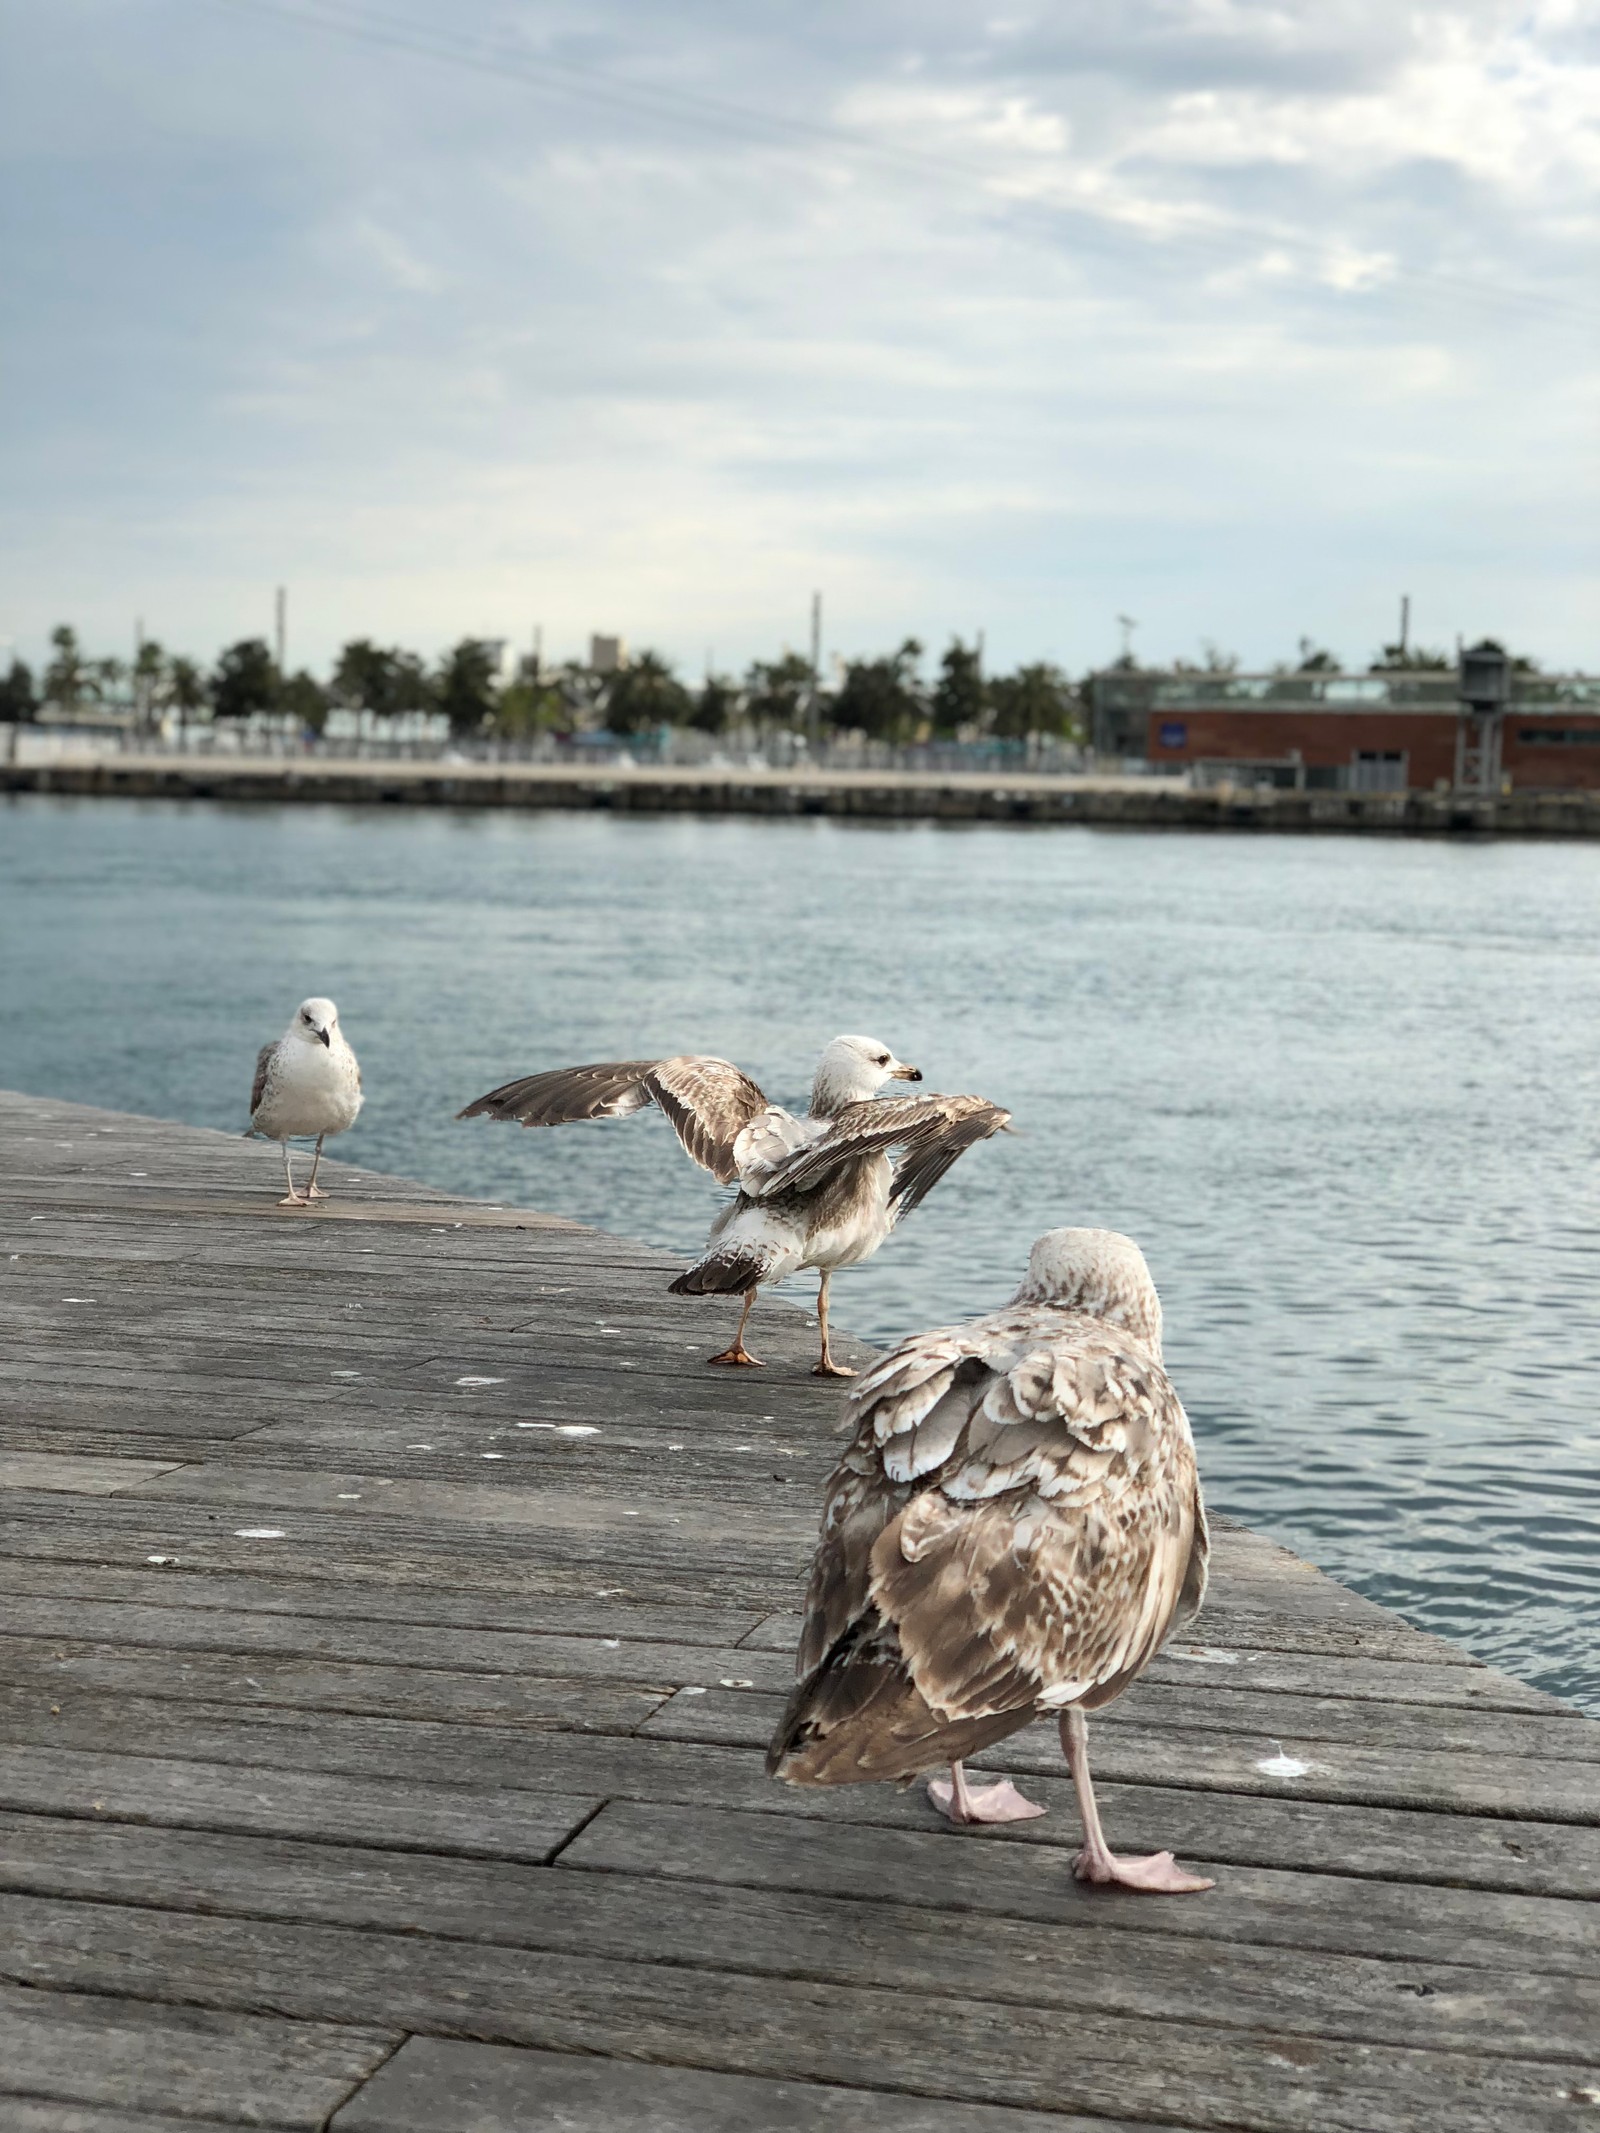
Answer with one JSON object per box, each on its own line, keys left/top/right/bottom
{"left": 812, "top": 1272, "right": 855, "bottom": 1378}
{"left": 707, "top": 1290, "right": 763, "bottom": 1367}
{"left": 927, "top": 1758, "right": 1046, "bottom": 1824}
{"left": 304, "top": 1134, "right": 329, "bottom": 1199}
{"left": 1061, "top": 1708, "right": 1213, "bottom": 1892}
{"left": 277, "top": 1143, "right": 307, "bottom": 1207}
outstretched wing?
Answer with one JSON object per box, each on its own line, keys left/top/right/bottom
{"left": 456, "top": 1054, "right": 769, "bottom": 1186}
{"left": 772, "top": 1305, "right": 1204, "bottom": 1781}
{"left": 747, "top": 1092, "right": 1009, "bottom": 1212}
{"left": 248, "top": 1043, "right": 275, "bottom": 1121}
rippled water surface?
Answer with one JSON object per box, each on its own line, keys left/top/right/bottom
{"left": 4, "top": 794, "right": 1598, "bottom": 1711}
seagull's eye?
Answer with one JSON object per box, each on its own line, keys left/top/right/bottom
{"left": 876, "top": 1054, "right": 889, "bottom": 1066}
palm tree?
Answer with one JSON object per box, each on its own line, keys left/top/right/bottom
{"left": 167, "top": 657, "right": 207, "bottom": 746}
{"left": 133, "top": 639, "right": 167, "bottom": 734}
{"left": 43, "top": 625, "right": 89, "bottom": 715}
{"left": 604, "top": 649, "right": 690, "bottom": 736}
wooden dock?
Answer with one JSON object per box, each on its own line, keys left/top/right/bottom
{"left": 2, "top": 1086, "right": 1597, "bottom": 2132}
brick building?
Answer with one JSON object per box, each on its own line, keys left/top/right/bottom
{"left": 1094, "top": 667, "right": 1600, "bottom": 793}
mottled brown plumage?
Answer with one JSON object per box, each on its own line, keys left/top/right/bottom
{"left": 768, "top": 1227, "right": 1214, "bottom": 1893}
{"left": 459, "top": 1036, "right": 1010, "bottom": 1373}
{"left": 456, "top": 1056, "right": 768, "bottom": 1186}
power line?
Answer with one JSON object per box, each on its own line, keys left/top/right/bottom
{"left": 201, "top": 0, "right": 1599, "bottom": 331}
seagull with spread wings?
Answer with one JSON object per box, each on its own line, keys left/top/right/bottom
{"left": 766, "top": 1227, "right": 1214, "bottom": 1894}
{"left": 458, "top": 1034, "right": 1010, "bottom": 1375}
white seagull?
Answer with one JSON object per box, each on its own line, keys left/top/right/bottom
{"left": 458, "top": 1034, "right": 1010, "bottom": 1375}
{"left": 767, "top": 1227, "right": 1214, "bottom": 1894}
{"left": 247, "top": 996, "right": 363, "bottom": 1206}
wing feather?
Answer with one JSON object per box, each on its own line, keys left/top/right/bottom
{"left": 751, "top": 1092, "right": 1009, "bottom": 1205}
{"left": 249, "top": 1043, "right": 275, "bottom": 1121}
{"left": 456, "top": 1054, "right": 768, "bottom": 1184}
{"left": 646, "top": 1056, "right": 771, "bottom": 1184}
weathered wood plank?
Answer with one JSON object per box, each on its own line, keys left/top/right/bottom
{"left": 0, "top": 1978, "right": 396, "bottom": 2129}
{"left": 0, "top": 1600, "right": 796, "bottom": 1689}
{"left": 641, "top": 1685, "right": 1600, "bottom": 1820}
{"left": 0, "top": 1561, "right": 1539, "bottom": 1710}
{"left": 3, "top": 1789, "right": 1598, "bottom": 1999}
{"left": 332, "top": 2038, "right": 1145, "bottom": 2133}
{"left": 0, "top": 1752, "right": 598, "bottom": 1861}
{"left": 0, "top": 1558, "right": 763, "bottom": 1646}
{"left": 0, "top": 1498, "right": 804, "bottom": 1611}
{"left": 0, "top": 2103, "right": 258, "bottom": 2133}
{"left": 641, "top": 1675, "right": 1600, "bottom": 1769}
{"left": 557, "top": 1798, "right": 1600, "bottom": 1975}
{"left": 4, "top": 1896, "right": 1596, "bottom": 2133}
{"left": 5, "top": 1687, "right": 1595, "bottom": 1895}
{"left": 7, "top": 1688, "right": 1595, "bottom": 1894}
{"left": 0, "top": 1454, "right": 190, "bottom": 1495}
{"left": 0, "top": 1637, "right": 675, "bottom": 1731}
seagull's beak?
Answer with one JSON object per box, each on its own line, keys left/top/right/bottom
{"left": 314, "top": 1026, "right": 332, "bottom": 1048}
{"left": 890, "top": 1061, "right": 922, "bottom": 1082}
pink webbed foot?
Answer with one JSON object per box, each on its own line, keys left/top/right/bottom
{"left": 304, "top": 1184, "right": 329, "bottom": 1201}
{"left": 812, "top": 1358, "right": 856, "bottom": 1379}
{"left": 1073, "top": 1844, "right": 1214, "bottom": 1893}
{"left": 928, "top": 1775, "right": 1047, "bottom": 1825}
{"left": 277, "top": 1193, "right": 308, "bottom": 1208}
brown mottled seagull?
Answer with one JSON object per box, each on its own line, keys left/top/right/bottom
{"left": 246, "top": 996, "right": 363, "bottom": 1206}
{"left": 767, "top": 1227, "right": 1214, "bottom": 1893}
{"left": 458, "top": 1035, "right": 1010, "bottom": 1375}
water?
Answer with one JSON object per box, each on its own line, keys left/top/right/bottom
{"left": 3, "top": 793, "right": 1598, "bottom": 1713}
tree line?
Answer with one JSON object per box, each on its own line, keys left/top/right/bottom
{"left": 0, "top": 623, "right": 1553, "bottom": 746}
{"left": 0, "top": 626, "right": 1084, "bottom": 744}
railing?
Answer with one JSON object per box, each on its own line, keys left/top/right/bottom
{"left": 6, "top": 720, "right": 1093, "bottom": 777}
{"left": 1095, "top": 671, "right": 1600, "bottom": 713}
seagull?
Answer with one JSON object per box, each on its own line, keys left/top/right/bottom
{"left": 247, "top": 996, "right": 363, "bottom": 1207}
{"left": 458, "top": 1034, "right": 1010, "bottom": 1375}
{"left": 766, "top": 1227, "right": 1214, "bottom": 1894}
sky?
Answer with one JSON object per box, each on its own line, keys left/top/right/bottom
{"left": 1, "top": 0, "right": 1596, "bottom": 682}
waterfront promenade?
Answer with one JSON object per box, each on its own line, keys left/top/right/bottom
{"left": 2, "top": 1087, "right": 1598, "bottom": 2129}
{"left": 11, "top": 748, "right": 1600, "bottom": 835}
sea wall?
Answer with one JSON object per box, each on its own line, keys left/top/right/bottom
{"left": 8, "top": 752, "right": 1600, "bottom": 835}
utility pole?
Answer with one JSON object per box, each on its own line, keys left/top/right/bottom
{"left": 134, "top": 617, "right": 145, "bottom": 734}
{"left": 274, "top": 587, "right": 287, "bottom": 676}
{"left": 1117, "top": 613, "right": 1139, "bottom": 663}
{"left": 1399, "top": 594, "right": 1410, "bottom": 658}
{"left": 808, "top": 590, "right": 822, "bottom": 748}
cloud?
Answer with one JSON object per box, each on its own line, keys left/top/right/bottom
{"left": 0, "top": 0, "right": 1593, "bottom": 677}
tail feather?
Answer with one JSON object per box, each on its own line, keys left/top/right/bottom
{"left": 669, "top": 1248, "right": 774, "bottom": 1297}
{"left": 766, "top": 1612, "right": 1026, "bottom": 1786}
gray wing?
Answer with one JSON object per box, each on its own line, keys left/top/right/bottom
{"left": 748, "top": 1092, "right": 1010, "bottom": 1209}
{"left": 456, "top": 1054, "right": 768, "bottom": 1186}
{"left": 248, "top": 1042, "right": 276, "bottom": 1122}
